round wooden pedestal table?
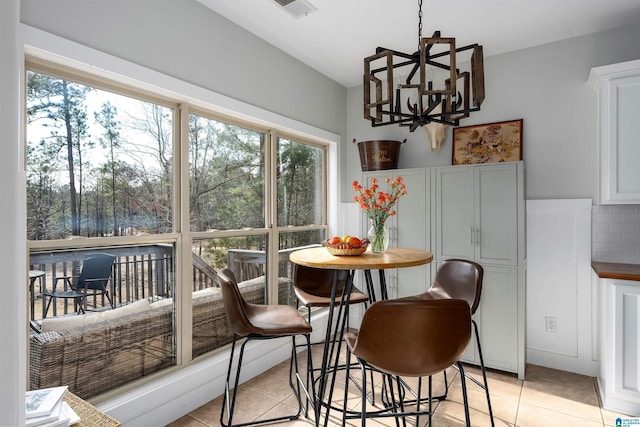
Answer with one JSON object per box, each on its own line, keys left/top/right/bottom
{"left": 289, "top": 246, "right": 433, "bottom": 427}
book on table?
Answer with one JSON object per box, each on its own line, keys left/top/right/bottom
{"left": 25, "top": 386, "right": 68, "bottom": 426}
{"left": 60, "top": 402, "right": 80, "bottom": 425}
{"left": 26, "top": 401, "right": 79, "bottom": 427}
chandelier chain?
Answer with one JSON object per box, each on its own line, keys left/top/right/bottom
{"left": 417, "top": 0, "right": 423, "bottom": 51}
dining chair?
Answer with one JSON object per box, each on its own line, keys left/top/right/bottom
{"left": 343, "top": 298, "right": 473, "bottom": 427}
{"left": 43, "top": 253, "right": 116, "bottom": 317}
{"left": 217, "top": 268, "right": 313, "bottom": 427}
{"left": 411, "top": 258, "right": 494, "bottom": 425}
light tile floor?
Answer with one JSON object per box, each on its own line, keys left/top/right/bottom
{"left": 167, "top": 345, "right": 634, "bottom": 427}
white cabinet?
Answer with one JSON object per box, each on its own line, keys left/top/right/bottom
{"left": 598, "top": 277, "right": 640, "bottom": 416}
{"left": 589, "top": 59, "right": 640, "bottom": 204}
{"left": 361, "top": 168, "right": 431, "bottom": 299}
{"left": 434, "top": 162, "right": 520, "bottom": 265}
{"left": 360, "top": 163, "right": 525, "bottom": 379}
{"left": 434, "top": 162, "right": 526, "bottom": 378}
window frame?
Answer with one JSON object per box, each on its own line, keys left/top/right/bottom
{"left": 24, "top": 41, "right": 338, "bottom": 384}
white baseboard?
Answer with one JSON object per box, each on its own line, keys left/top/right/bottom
{"left": 526, "top": 348, "right": 597, "bottom": 377}
{"left": 98, "top": 311, "right": 330, "bottom": 426}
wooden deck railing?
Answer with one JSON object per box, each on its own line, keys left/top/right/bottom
{"left": 29, "top": 244, "right": 175, "bottom": 319}
{"left": 29, "top": 243, "right": 319, "bottom": 320}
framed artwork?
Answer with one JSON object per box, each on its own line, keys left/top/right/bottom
{"left": 452, "top": 119, "right": 523, "bottom": 165}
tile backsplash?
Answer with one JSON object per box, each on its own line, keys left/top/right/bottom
{"left": 592, "top": 204, "right": 640, "bottom": 264}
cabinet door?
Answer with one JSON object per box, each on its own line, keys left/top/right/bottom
{"left": 613, "top": 283, "right": 640, "bottom": 401}
{"left": 475, "top": 163, "right": 519, "bottom": 265}
{"left": 477, "top": 265, "right": 520, "bottom": 372}
{"left": 456, "top": 264, "right": 520, "bottom": 372}
{"left": 599, "top": 73, "right": 640, "bottom": 204}
{"left": 394, "top": 169, "right": 430, "bottom": 298}
{"left": 599, "top": 279, "right": 640, "bottom": 415}
{"left": 434, "top": 166, "right": 474, "bottom": 261}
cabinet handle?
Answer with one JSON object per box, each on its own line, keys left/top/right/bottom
{"left": 476, "top": 228, "right": 480, "bottom": 247}
{"left": 471, "top": 227, "right": 475, "bottom": 246}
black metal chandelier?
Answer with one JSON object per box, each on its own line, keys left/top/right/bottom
{"left": 363, "top": 0, "right": 485, "bottom": 132}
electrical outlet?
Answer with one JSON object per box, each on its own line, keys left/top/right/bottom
{"left": 545, "top": 316, "right": 557, "bottom": 333}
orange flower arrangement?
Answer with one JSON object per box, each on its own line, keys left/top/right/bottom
{"left": 352, "top": 176, "right": 407, "bottom": 252}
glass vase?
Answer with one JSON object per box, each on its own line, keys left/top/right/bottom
{"left": 368, "top": 221, "right": 389, "bottom": 253}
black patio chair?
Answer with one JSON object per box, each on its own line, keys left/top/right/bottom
{"left": 43, "top": 253, "right": 116, "bottom": 317}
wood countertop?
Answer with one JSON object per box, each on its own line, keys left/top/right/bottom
{"left": 592, "top": 261, "right": 640, "bottom": 281}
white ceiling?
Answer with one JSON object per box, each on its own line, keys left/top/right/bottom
{"left": 199, "top": 0, "right": 640, "bottom": 88}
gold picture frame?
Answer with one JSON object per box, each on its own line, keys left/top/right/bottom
{"left": 452, "top": 119, "right": 523, "bottom": 165}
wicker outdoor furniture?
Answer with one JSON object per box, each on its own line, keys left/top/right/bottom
{"left": 29, "top": 278, "right": 266, "bottom": 400}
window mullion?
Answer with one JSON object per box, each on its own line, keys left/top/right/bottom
{"left": 177, "top": 103, "right": 192, "bottom": 364}
{"left": 267, "top": 130, "right": 279, "bottom": 305}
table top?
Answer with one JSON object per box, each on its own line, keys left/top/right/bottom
{"left": 289, "top": 246, "right": 433, "bottom": 270}
{"left": 29, "top": 270, "right": 45, "bottom": 279}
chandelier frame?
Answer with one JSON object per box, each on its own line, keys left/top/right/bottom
{"left": 363, "top": 3, "right": 485, "bottom": 132}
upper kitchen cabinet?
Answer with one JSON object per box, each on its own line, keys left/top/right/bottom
{"left": 590, "top": 59, "right": 640, "bottom": 204}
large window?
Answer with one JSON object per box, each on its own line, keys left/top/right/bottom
{"left": 26, "top": 61, "right": 331, "bottom": 399}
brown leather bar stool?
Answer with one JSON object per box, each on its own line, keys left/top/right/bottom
{"left": 343, "top": 298, "right": 473, "bottom": 427}
{"left": 412, "top": 258, "right": 494, "bottom": 425}
{"left": 217, "top": 268, "right": 312, "bottom": 427}
{"left": 293, "top": 265, "right": 370, "bottom": 320}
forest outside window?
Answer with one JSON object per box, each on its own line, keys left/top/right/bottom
{"left": 188, "top": 114, "right": 265, "bottom": 231}
{"left": 26, "top": 69, "right": 175, "bottom": 240}
{"left": 276, "top": 136, "right": 325, "bottom": 229}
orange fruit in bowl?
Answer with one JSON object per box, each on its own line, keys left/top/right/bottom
{"left": 327, "top": 236, "right": 341, "bottom": 246}
{"left": 347, "top": 236, "right": 362, "bottom": 247}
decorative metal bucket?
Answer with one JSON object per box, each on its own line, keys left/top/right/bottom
{"left": 353, "top": 139, "right": 405, "bottom": 171}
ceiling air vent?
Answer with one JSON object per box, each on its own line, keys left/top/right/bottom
{"left": 273, "top": 0, "right": 317, "bottom": 19}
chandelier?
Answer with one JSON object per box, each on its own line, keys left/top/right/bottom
{"left": 363, "top": 0, "right": 485, "bottom": 132}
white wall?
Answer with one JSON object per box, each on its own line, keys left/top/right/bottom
{"left": 0, "top": 1, "right": 26, "bottom": 426}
